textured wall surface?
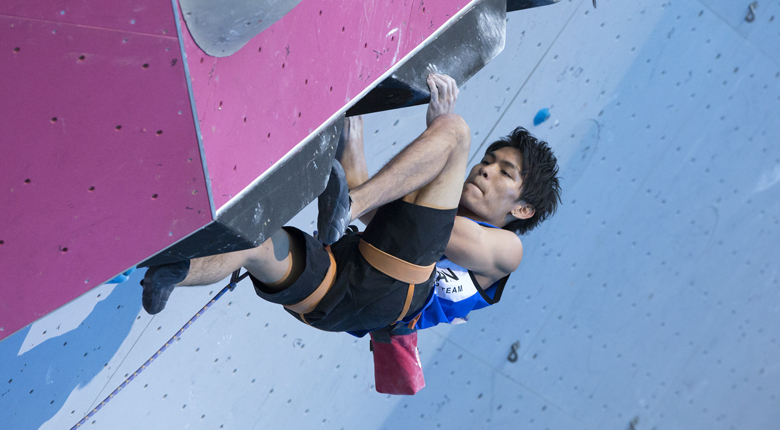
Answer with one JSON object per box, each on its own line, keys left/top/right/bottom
{"left": 187, "top": 0, "right": 476, "bottom": 210}
{"left": 2, "top": 0, "right": 779, "bottom": 429}
{"left": 0, "top": 0, "right": 209, "bottom": 341}
{"left": 0, "top": 0, "right": 478, "bottom": 341}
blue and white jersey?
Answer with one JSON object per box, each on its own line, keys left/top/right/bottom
{"left": 412, "top": 219, "right": 509, "bottom": 330}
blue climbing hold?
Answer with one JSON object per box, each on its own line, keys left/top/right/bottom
{"left": 533, "top": 108, "right": 550, "bottom": 126}
{"left": 106, "top": 267, "right": 136, "bottom": 284}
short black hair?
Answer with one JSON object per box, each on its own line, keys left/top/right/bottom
{"left": 485, "top": 127, "right": 561, "bottom": 235}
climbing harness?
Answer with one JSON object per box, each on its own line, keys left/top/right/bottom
{"left": 70, "top": 269, "right": 247, "bottom": 429}
{"left": 290, "top": 238, "right": 430, "bottom": 330}
{"left": 285, "top": 245, "right": 337, "bottom": 326}
{"left": 358, "top": 238, "right": 434, "bottom": 325}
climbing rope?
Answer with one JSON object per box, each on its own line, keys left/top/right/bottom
{"left": 70, "top": 269, "right": 248, "bottom": 429}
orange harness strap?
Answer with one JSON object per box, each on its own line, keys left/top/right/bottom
{"left": 285, "top": 246, "right": 337, "bottom": 324}
{"left": 359, "top": 239, "right": 436, "bottom": 327}
{"left": 397, "top": 283, "right": 415, "bottom": 322}
{"left": 358, "top": 239, "right": 435, "bottom": 285}
{"left": 407, "top": 312, "right": 422, "bottom": 330}
{"left": 288, "top": 241, "right": 433, "bottom": 328}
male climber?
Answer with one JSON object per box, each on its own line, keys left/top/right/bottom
{"left": 141, "top": 73, "right": 561, "bottom": 335}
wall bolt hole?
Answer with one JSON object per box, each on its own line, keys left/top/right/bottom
{"left": 13, "top": 47, "right": 20, "bottom": 53}
{"left": 305, "top": 79, "right": 308, "bottom": 85}
{"left": 78, "top": 55, "right": 85, "bottom": 61}
{"left": 156, "top": 130, "right": 163, "bottom": 135}
{"left": 329, "top": 86, "right": 333, "bottom": 92}
{"left": 142, "top": 63, "right": 149, "bottom": 69}
{"left": 151, "top": 194, "right": 158, "bottom": 199}
{"left": 115, "top": 125, "right": 122, "bottom": 130}
{"left": 88, "top": 186, "right": 95, "bottom": 192}
{"left": 51, "top": 117, "right": 58, "bottom": 123}
{"left": 61, "top": 247, "right": 68, "bottom": 253}
{"left": 24, "top": 179, "right": 31, "bottom": 184}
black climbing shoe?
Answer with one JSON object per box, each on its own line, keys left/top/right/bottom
{"left": 141, "top": 260, "right": 190, "bottom": 314}
{"left": 317, "top": 159, "right": 352, "bottom": 245}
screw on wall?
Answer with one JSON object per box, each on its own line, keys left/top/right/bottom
{"left": 507, "top": 341, "right": 520, "bottom": 362}
{"left": 628, "top": 416, "right": 640, "bottom": 430}
{"left": 745, "top": 2, "right": 757, "bottom": 22}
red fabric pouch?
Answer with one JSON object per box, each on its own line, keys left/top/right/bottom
{"left": 370, "top": 331, "right": 425, "bottom": 395}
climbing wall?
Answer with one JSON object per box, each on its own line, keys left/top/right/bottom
{"left": 0, "top": 0, "right": 482, "bottom": 342}
{"left": 3, "top": 0, "right": 780, "bottom": 429}
{"left": 0, "top": 0, "right": 210, "bottom": 341}
{"left": 182, "top": 0, "right": 474, "bottom": 211}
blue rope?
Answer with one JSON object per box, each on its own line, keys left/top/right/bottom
{"left": 70, "top": 270, "right": 247, "bottom": 429}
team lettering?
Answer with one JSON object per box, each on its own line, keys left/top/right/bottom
{"left": 437, "top": 283, "right": 463, "bottom": 295}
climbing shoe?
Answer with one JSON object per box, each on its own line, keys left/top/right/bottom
{"left": 317, "top": 159, "right": 352, "bottom": 245}
{"left": 141, "top": 260, "right": 190, "bottom": 314}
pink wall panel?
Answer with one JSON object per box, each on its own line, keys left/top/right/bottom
{"left": 0, "top": 12, "right": 210, "bottom": 340}
{"left": 183, "top": 0, "right": 473, "bottom": 209}
{"left": 0, "top": 0, "right": 176, "bottom": 37}
{"left": 0, "top": 0, "right": 477, "bottom": 341}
